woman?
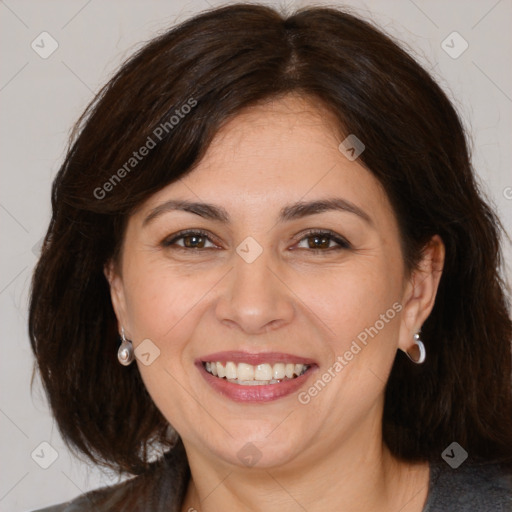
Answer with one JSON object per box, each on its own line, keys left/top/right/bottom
{"left": 29, "top": 3, "right": 512, "bottom": 511}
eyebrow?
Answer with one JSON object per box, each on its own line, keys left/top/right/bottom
{"left": 143, "top": 197, "right": 373, "bottom": 226}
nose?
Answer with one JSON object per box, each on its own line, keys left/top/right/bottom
{"left": 215, "top": 246, "right": 295, "bottom": 335}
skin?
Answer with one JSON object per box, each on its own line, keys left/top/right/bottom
{"left": 106, "top": 94, "right": 445, "bottom": 512}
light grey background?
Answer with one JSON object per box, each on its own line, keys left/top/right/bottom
{"left": 1, "top": 0, "right": 511, "bottom": 510}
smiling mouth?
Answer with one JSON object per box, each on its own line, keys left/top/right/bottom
{"left": 202, "top": 361, "right": 310, "bottom": 386}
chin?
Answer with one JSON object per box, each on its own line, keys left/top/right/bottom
{"left": 210, "top": 431, "right": 303, "bottom": 470}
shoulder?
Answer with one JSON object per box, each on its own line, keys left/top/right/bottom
{"left": 29, "top": 477, "right": 137, "bottom": 512}
{"left": 30, "top": 440, "right": 190, "bottom": 512}
{"left": 30, "top": 492, "right": 109, "bottom": 511}
{"left": 29, "top": 481, "right": 121, "bottom": 511}
{"left": 425, "top": 460, "right": 512, "bottom": 511}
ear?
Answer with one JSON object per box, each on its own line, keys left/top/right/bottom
{"left": 104, "top": 259, "right": 129, "bottom": 335}
{"left": 397, "top": 235, "right": 445, "bottom": 353}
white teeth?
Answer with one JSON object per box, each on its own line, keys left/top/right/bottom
{"left": 226, "top": 378, "right": 285, "bottom": 386}
{"left": 273, "top": 363, "right": 285, "bottom": 379}
{"left": 229, "top": 379, "right": 263, "bottom": 386}
{"left": 237, "top": 363, "right": 255, "bottom": 381}
{"left": 225, "top": 361, "right": 237, "bottom": 379}
{"left": 255, "top": 363, "right": 273, "bottom": 380}
{"left": 216, "top": 362, "right": 226, "bottom": 378}
{"left": 204, "top": 361, "right": 309, "bottom": 384}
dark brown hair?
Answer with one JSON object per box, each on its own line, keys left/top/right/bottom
{"left": 29, "top": 3, "right": 512, "bottom": 476}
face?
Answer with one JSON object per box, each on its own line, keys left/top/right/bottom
{"left": 107, "top": 94, "right": 434, "bottom": 471}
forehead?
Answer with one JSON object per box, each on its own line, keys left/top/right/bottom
{"left": 132, "top": 94, "right": 395, "bottom": 231}
{"left": 204, "top": 94, "right": 342, "bottom": 163}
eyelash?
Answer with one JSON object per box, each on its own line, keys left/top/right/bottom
{"left": 161, "top": 229, "right": 351, "bottom": 253}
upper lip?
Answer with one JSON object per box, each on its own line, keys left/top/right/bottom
{"left": 196, "top": 351, "right": 317, "bottom": 366}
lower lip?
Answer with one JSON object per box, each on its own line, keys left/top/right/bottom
{"left": 197, "top": 362, "right": 317, "bottom": 402}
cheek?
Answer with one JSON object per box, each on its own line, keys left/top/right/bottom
{"left": 295, "top": 258, "right": 401, "bottom": 348}
{"left": 121, "top": 257, "right": 205, "bottom": 342}
{"left": 123, "top": 249, "right": 402, "bottom": 353}
{"left": 295, "top": 265, "right": 402, "bottom": 418}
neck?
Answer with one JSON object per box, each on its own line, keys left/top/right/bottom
{"left": 180, "top": 414, "right": 430, "bottom": 512}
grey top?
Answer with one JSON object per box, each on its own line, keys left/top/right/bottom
{"left": 31, "top": 440, "right": 512, "bottom": 511}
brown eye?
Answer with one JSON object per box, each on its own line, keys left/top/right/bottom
{"left": 307, "top": 234, "right": 331, "bottom": 249}
{"left": 162, "top": 230, "right": 217, "bottom": 250}
{"left": 181, "top": 234, "right": 207, "bottom": 248}
{"left": 296, "top": 230, "right": 351, "bottom": 251}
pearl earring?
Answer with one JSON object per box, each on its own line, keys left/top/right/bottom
{"left": 117, "top": 327, "right": 134, "bottom": 366}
